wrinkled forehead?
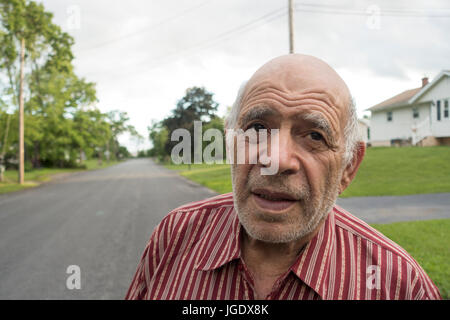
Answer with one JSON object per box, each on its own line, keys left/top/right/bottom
{"left": 242, "top": 54, "right": 351, "bottom": 112}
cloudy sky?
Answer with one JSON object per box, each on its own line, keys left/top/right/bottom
{"left": 40, "top": 0, "right": 450, "bottom": 153}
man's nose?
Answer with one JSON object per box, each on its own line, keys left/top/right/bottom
{"left": 272, "top": 130, "right": 301, "bottom": 175}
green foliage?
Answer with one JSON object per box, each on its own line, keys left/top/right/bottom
{"left": 149, "top": 86, "right": 223, "bottom": 162}
{"left": 0, "top": 0, "right": 136, "bottom": 169}
{"left": 202, "top": 116, "right": 226, "bottom": 160}
{"left": 148, "top": 121, "right": 169, "bottom": 161}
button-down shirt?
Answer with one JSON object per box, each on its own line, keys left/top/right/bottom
{"left": 125, "top": 193, "right": 441, "bottom": 300}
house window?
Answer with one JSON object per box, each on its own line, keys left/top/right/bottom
{"left": 445, "top": 100, "right": 449, "bottom": 118}
{"left": 387, "top": 111, "right": 393, "bottom": 122}
{"left": 412, "top": 107, "right": 419, "bottom": 118}
{"left": 437, "top": 100, "right": 441, "bottom": 121}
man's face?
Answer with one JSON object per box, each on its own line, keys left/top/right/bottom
{"left": 230, "top": 55, "right": 351, "bottom": 244}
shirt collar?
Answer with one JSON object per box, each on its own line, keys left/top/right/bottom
{"left": 194, "top": 206, "right": 242, "bottom": 271}
{"left": 194, "top": 204, "right": 336, "bottom": 300}
{"left": 289, "top": 209, "right": 336, "bottom": 299}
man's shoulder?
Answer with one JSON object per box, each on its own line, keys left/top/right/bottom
{"left": 332, "top": 205, "right": 441, "bottom": 299}
{"left": 157, "top": 193, "right": 235, "bottom": 234}
{"left": 333, "top": 204, "right": 417, "bottom": 263}
{"left": 169, "top": 192, "right": 235, "bottom": 216}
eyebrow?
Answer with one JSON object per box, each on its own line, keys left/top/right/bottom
{"left": 301, "top": 113, "right": 334, "bottom": 139}
{"left": 300, "top": 112, "right": 339, "bottom": 148}
{"left": 238, "top": 106, "right": 279, "bottom": 127}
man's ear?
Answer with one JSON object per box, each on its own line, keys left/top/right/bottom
{"left": 339, "top": 142, "right": 366, "bottom": 194}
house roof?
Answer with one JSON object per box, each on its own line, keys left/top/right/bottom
{"left": 367, "top": 87, "right": 421, "bottom": 112}
{"left": 367, "top": 70, "right": 450, "bottom": 112}
{"left": 409, "top": 70, "right": 450, "bottom": 104}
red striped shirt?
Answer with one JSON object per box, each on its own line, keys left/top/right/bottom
{"left": 125, "top": 193, "right": 441, "bottom": 300}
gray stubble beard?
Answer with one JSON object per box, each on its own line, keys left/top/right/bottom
{"left": 231, "top": 165, "right": 341, "bottom": 244}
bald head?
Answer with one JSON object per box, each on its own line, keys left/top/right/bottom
{"left": 243, "top": 54, "right": 351, "bottom": 115}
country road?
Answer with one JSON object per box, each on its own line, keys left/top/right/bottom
{"left": 0, "top": 159, "right": 216, "bottom": 299}
{"left": 1, "top": 158, "right": 449, "bottom": 300}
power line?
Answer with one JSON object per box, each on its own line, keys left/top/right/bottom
{"left": 78, "top": 0, "right": 216, "bottom": 53}
{"left": 84, "top": 7, "right": 287, "bottom": 78}
{"left": 296, "top": 2, "right": 450, "bottom": 11}
{"left": 125, "top": 9, "right": 287, "bottom": 76}
{"left": 295, "top": 3, "right": 450, "bottom": 18}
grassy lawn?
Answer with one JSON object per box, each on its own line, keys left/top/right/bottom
{"left": 164, "top": 146, "right": 450, "bottom": 197}
{"left": 342, "top": 146, "right": 450, "bottom": 197}
{"left": 0, "top": 159, "right": 120, "bottom": 195}
{"left": 165, "top": 163, "right": 232, "bottom": 194}
{"left": 371, "top": 219, "right": 449, "bottom": 299}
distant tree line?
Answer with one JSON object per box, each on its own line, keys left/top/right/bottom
{"left": 0, "top": 0, "right": 138, "bottom": 169}
{"left": 148, "top": 86, "right": 226, "bottom": 163}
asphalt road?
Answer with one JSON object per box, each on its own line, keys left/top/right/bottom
{"left": 1, "top": 158, "right": 449, "bottom": 299}
{"left": 0, "top": 159, "right": 216, "bottom": 299}
{"left": 337, "top": 193, "right": 450, "bottom": 224}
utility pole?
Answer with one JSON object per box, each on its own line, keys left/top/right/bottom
{"left": 288, "top": 0, "right": 295, "bottom": 53}
{"left": 18, "top": 37, "right": 25, "bottom": 184}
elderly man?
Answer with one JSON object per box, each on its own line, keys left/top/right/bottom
{"left": 126, "top": 54, "right": 441, "bottom": 300}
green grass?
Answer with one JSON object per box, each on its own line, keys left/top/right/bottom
{"left": 164, "top": 146, "right": 450, "bottom": 197}
{"left": 164, "top": 163, "right": 232, "bottom": 194}
{"left": 0, "top": 159, "right": 120, "bottom": 194}
{"left": 371, "top": 219, "right": 450, "bottom": 299}
{"left": 342, "top": 146, "right": 450, "bottom": 197}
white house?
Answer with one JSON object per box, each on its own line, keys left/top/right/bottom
{"left": 367, "top": 70, "right": 450, "bottom": 147}
{"left": 358, "top": 118, "right": 370, "bottom": 146}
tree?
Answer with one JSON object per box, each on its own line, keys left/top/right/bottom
{"left": 72, "top": 107, "right": 110, "bottom": 164}
{"left": 0, "top": 0, "right": 136, "bottom": 169}
{"left": 162, "top": 86, "right": 219, "bottom": 160}
{"left": 106, "top": 110, "right": 141, "bottom": 161}
{"left": 148, "top": 121, "right": 169, "bottom": 162}
{"left": 202, "top": 115, "right": 226, "bottom": 162}
{"left": 0, "top": 0, "right": 58, "bottom": 180}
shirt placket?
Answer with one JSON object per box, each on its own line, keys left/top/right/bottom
{"left": 237, "top": 259, "right": 256, "bottom": 300}
{"left": 237, "top": 259, "right": 292, "bottom": 300}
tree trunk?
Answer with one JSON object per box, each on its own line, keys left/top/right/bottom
{"left": 1, "top": 113, "right": 11, "bottom": 161}
{"left": 32, "top": 141, "right": 41, "bottom": 169}
{"left": 98, "top": 151, "right": 103, "bottom": 166}
{"left": 18, "top": 37, "right": 25, "bottom": 184}
{"left": 79, "top": 148, "right": 84, "bottom": 164}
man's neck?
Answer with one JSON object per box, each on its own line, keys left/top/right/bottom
{"left": 240, "top": 219, "right": 326, "bottom": 299}
{"left": 241, "top": 232, "right": 310, "bottom": 277}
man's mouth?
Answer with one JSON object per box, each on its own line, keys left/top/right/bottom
{"left": 251, "top": 189, "right": 297, "bottom": 212}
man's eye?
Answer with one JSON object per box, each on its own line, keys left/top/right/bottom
{"left": 309, "top": 132, "right": 324, "bottom": 141}
{"left": 247, "top": 123, "right": 267, "bottom": 132}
